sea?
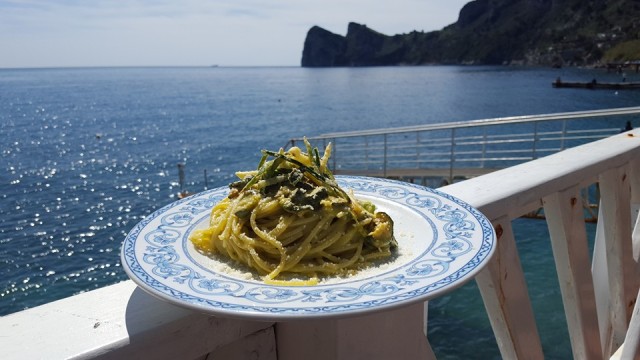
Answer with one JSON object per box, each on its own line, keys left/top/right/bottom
{"left": 1, "top": 66, "right": 639, "bottom": 359}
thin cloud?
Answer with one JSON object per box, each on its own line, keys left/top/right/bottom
{"left": 0, "top": 0, "right": 469, "bottom": 68}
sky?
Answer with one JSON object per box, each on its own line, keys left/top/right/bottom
{"left": 0, "top": 0, "right": 471, "bottom": 68}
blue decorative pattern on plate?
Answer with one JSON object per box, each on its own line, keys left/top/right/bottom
{"left": 121, "top": 176, "right": 496, "bottom": 320}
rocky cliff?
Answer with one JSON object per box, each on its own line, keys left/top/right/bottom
{"left": 301, "top": 0, "right": 640, "bottom": 67}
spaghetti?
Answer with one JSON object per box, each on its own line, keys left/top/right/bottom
{"left": 189, "top": 139, "right": 397, "bottom": 285}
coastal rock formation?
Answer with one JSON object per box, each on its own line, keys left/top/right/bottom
{"left": 301, "top": 23, "right": 418, "bottom": 66}
{"left": 301, "top": 0, "right": 640, "bottom": 67}
{"left": 301, "top": 26, "right": 347, "bottom": 67}
{"left": 301, "top": 23, "right": 436, "bottom": 67}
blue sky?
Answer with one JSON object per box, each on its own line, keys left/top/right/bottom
{"left": 0, "top": 0, "right": 470, "bottom": 68}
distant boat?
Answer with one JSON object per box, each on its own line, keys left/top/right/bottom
{"left": 176, "top": 163, "right": 193, "bottom": 199}
{"left": 552, "top": 78, "right": 640, "bottom": 90}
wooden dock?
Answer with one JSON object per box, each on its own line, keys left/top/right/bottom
{"left": 553, "top": 79, "right": 640, "bottom": 90}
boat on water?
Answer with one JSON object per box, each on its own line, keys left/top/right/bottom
{"left": 552, "top": 78, "right": 640, "bottom": 89}
{"left": 175, "top": 163, "right": 194, "bottom": 199}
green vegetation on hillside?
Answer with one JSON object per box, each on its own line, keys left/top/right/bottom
{"left": 302, "top": 0, "right": 640, "bottom": 67}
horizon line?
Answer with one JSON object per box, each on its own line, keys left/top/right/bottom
{"left": 0, "top": 64, "right": 304, "bottom": 71}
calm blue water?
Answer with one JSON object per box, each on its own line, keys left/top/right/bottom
{"left": 1, "top": 66, "right": 638, "bottom": 358}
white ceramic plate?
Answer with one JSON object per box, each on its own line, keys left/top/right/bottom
{"left": 121, "top": 176, "right": 495, "bottom": 320}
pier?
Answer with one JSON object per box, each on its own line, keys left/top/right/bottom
{"left": 553, "top": 79, "right": 640, "bottom": 90}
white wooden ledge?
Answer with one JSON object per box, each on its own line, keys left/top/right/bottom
{"left": 0, "top": 281, "right": 275, "bottom": 360}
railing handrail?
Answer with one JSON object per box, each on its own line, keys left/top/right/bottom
{"left": 289, "top": 106, "right": 640, "bottom": 142}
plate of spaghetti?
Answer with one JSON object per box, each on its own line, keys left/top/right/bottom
{"left": 121, "top": 140, "right": 496, "bottom": 320}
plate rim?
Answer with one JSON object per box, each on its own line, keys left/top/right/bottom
{"left": 120, "top": 175, "right": 496, "bottom": 320}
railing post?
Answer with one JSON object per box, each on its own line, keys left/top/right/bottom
{"left": 481, "top": 128, "right": 487, "bottom": 168}
{"left": 543, "top": 186, "right": 602, "bottom": 359}
{"left": 383, "top": 134, "right": 388, "bottom": 178}
{"left": 276, "top": 302, "right": 435, "bottom": 360}
{"left": 475, "top": 216, "right": 544, "bottom": 359}
{"left": 619, "top": 290, "right": 640, "bottom": 359}
{"left": 598, "top": 165, "right": 636, "bottom": 355}
{"left": 593, "top": 203, "right": 610, "bottom": 357}
{"left": 416, "top": 131, "right": 421, "bottom": 169}
{"left": 630, "top": 157, "right": 640, "bottom": 291}
{"left": 332, "top": 138, "right": 337, "bottom": 172}
{"left": 365, "top": 136, "right": 369, "bottom": 170}
{"left": 532, "top": 121, "right": 539, "bottom": 159}
{"left": 560, "top": 119, "right": 568, "bottom": 150}
{"left": 448, "top": 128, "right": 456, "bottom": 184}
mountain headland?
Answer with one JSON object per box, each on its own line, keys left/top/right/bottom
{"left": 301, "top": 0, "right": 640, "bottom": 67}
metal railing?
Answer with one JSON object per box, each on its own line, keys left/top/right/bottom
{"left": 288, "top": 107, "right": 640, "bottom": 183}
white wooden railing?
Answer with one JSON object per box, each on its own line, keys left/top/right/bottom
{"left": 443, "top": 127, "right": 640, "bottom": 359}
{"left": 2, "top": 128, "right": 639, "bottom": 359}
